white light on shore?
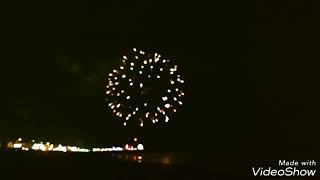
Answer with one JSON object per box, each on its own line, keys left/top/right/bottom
{"left": 137, "top": 144, "right": 144, "bottom": 151}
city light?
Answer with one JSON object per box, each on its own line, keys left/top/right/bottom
{"left": 22, "top": 147, "right": 29, "bottom": 151}
{"left": 92, "top": 147, "right": 123, "bottom": 152}
{"left": 6, "top": 137, "right": 144, "bottom": 153}
{"left": 7, "top": 138, "right": 90, "bottom": 153}
{"left": 13, "top": 143, "right": 22, "bottom": 149}
{"left": 137, "top": 144, "right": 144, "bottom": 151}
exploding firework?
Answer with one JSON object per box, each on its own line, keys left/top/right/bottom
{"left": 106, "top": 48, "right": 185, "bottom": 127}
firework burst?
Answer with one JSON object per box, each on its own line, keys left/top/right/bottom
{"left": 106, "top": 48, "right": 185, "bottom": 127}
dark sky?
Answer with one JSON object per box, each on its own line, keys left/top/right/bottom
{"left": 1, "top": 1, "right": 319, "bottom": 156}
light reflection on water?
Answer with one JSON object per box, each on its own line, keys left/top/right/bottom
{"left": 112, "top": 153, "right": 179, "bottom": 165}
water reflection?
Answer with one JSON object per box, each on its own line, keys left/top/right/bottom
{"left": 113, "top": 153, "right": 143, "bottom": 163}
{"left": 162, "top": 156, "right": 171, "bottom": 165}
{"left": 112, "top": 153, "right": 176, "bottom": 165}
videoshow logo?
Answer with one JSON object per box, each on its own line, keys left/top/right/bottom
{"left": 252, "top": 160, "right": 317, "bottom": 177}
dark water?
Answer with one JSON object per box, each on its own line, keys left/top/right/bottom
{"left": 0, "top": 151, "right": 216, "bottom": 179}
{"left": 1, "top": 151, "right": 315, "bottom": 179}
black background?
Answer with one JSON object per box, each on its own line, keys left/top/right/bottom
{"left": 1, "top": 1, "right": 319, "bottom": 160}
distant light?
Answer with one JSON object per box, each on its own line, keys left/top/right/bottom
{"left": 18, "top": 138, "right": 22, "bottom": 142}
{"left": 126, "top": 96, "right": 131, "bottom": 100}
{"left": 48, "top": 144, "right": 54, "bottom": 151}
{"left": 134, "top": 138, "right": 138, "bottom": 142}
{"left": 78, "top": 148, "right": 90, "bottom": 153}
{"left": 144, "top": 60, "right": 148, "bottom": 65}
{"left": 113, "top": 147, "right": 123, "bottom": 151}
{"left": 130, "top": 62, "right": 135, "bottom": 66}
{"left": 165, "top": 104, "right": 171, "bottom": 108}
{"left": 53, "top": 144, "right": 67, "bottom": 152}
{"left": 13, "top": 143, "right": 22, "bottom": 149}
{"left": 67, "top": 146, "right": 79, "bottom": 152}
{"left": 122, "top": 74, "right": 126, "bottom": 78}
{"left": 133, "top": 48, "right": 137, "bottom": 52}
{"left": 137, "top": 144, "right": 144, "bottom": 151}
{"left": 160, "top": 68, "right": 163, "bottom": 71}
{"left": 32, "top": 143, "right": 46, "bottom": 151}
{"left": 92, "top": 148, "right": 100, "bottom": 152}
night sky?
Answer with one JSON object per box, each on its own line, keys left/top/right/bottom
{"left": 1, "top": 1, "right": 319, "bottom": 156}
